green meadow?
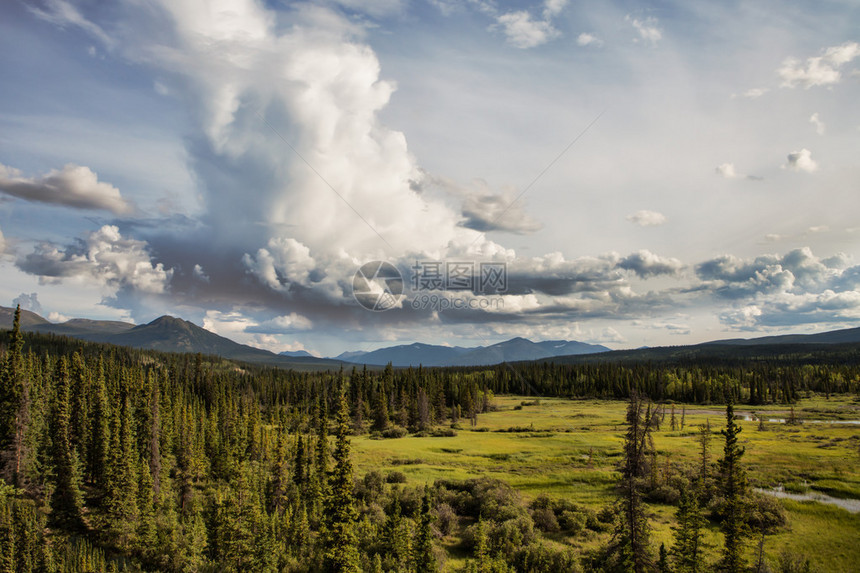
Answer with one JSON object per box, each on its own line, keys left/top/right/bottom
{"left": 352, "top": 395, "right": 860, "bottom": 571}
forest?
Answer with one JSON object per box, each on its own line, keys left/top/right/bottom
{"left": 1, "top": 306, "right": 859, "bottom": 572}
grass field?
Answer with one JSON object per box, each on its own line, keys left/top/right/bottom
{"left": 351, "top": 394, "right": 860, "bottom": 571}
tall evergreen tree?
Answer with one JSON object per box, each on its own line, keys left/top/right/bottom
{"left": 104, "top": 396, "right": 139, "bottom": 549}
{"left": 88, "top": 356, "right": 111, "bottom": 488}
{"left": 613, "top": 392, "right": 656, "bottom": 573}
{"left": 382, "top": 492, "right": 410, "bottom": 570}
{"left": 48, "top": 357, "right": 85, "bottom": 530}
{"left": 0, "top": 307, "right": 28, "bottom": 485}
{"left": 319, "top": 390, "right": 360, "bottom": 572}
{"left": 672, "top": 487, "right": 705, "bottom": 572}
{"left": 697, "top": 420, "right": 711, "bottom": 485}
{"left": 719, "top": 394, "right": 747, "bottom": 573}
{"left": 413, "top": 486, "right": 438, "bottom": 572}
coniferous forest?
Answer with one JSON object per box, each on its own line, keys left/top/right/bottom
{"left": 1, "top": 306, "right": 859, "bottom": 572}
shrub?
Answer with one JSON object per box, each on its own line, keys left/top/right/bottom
{"left": 558, "top": 510, "right": 587, "bottom": 535}
{"left": 381, "top": 426, "right": 407, "bottom": 439}
{"left": 648, "top": 484, "right": 681, "bottom": 504}
{"left": 512, "top": 542, "right": 581, "bottom": 573}
{"left": 531, "top": 507, "right": 560, "bottom": 533}
{"left": 433, "top": 503, "right": 458, "bottom": 537}
{"left": 432, "top": 427, "right": 458, "bottom": 437}
{"left": 386, "top": 471, "right": 407, "bottom": 484}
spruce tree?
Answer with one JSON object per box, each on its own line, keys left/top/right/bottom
{"left": 672, "top": 487, "right": 704, "bottom": 572}
{"left": 413, "top": 486, "right": 438, "bottom": 572}
{"left": 613, "top": 392, "right": 656, "bottom": 573}
{"left": 657, "top": 543, "right": 669, "bottom": 573}
{"left": 697, "top": 420, "right": 711, "bottom": 485}
{"left": 0, "top": 306, "right": 27, "bottom": 485}
{"left": 319, "top": 390, "right": 360, "bottom": 572}
{"left": 104, "top": 396, "right": 139, "bottom": 549}
{"left": 315, "top": 395, "right": 330, "bottom": 488}
{"left": 88, "top": 356, "right": 111, "bottom": 488}
{"left": 48, "top": 357, "right": 85, "bottom": 530}
{"left": 719, "top": 395, "right": 747, "bottom": 573}
{"left": 383, "top": 492, "right": 409, "bottom": 569}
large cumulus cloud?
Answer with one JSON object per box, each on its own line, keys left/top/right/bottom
{"left": 697, "top": 248, "right": 860, "bottom": 329}
{"left": 17, "top": 225, "right": 172, "bottom": 294}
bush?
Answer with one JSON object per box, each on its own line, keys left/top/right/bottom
{"left": 750, "top": 493, "right": 788, "bottom": 532}
{"left": 512, "top": 541, "right": 581, "bottom": 573}
{"left": 381, "top": 426, "right": 407, "bottom": 439}
{"left": 775, "top": 550, "right": 811, "bottom": 573}
{"left": 462, "top": 516, "right": 536, "bottom": 556}
{"left": 432, "top": 427, "right": 458, "bottom": 437}
{"left": 531, "top": 507, "right": 559, "bottom": 533}
{"left": 648, "top": 484, "right": 681, "bottom": 504}
{"left": 354, "top": 470, "right": 385, "bottom": 502}
{"left": 386, "top": 471, "right": 407, "bottom": 484}
{"left": 433, "top": 503, "right": 458, "bottom": 537}
{"left": 558, "top": 510, "right": 587, "bottom": 535}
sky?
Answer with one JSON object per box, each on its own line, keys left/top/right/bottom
{"left": 1, "top": 0, "right": 859, "bottom": 357}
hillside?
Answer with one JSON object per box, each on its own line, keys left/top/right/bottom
{"left": 0, "top": 306, "right": 342, "bottom": 370}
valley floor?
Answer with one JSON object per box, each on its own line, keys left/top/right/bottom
{"left": 352, "top": 395, "right": 860, "bottom": 571}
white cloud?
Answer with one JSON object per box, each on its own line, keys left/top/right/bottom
{"left": 202, "top": 309, "right": 256, "bottom": 340}
{"left": 47, "top": 311, "right": 70, "bottom": 323}
{"left": 428, "top": 0, "right": 459, "bottom": 17}
{"left": 28, "top": 0, "right": 115, "bottom": 50}
{"left": 739, "top": 87, "right": 768, "bottom": 99}
{"left": 809, "top": 112, "right": 825, "bottom": 135}
{"left": 778, "top": 42, "right": 860, "bottom": 88}
{"left": 783, "top": 148, "right": 819, "bottom": 173}
{"left": 202, "top": 309, "right": 315, "bottom": 352}
{"left": 626, "top": 15, "right": 661, "bottom": 45}
{"left": 702, "top": 247, "right": 860, "bottom": 330}
{"left": 330, "top": 0, "right": 405, "bottom": 18}
{"left": 193, "top": 264, "right": 210, "bottom": 283}
{"left": 542, "top": 0, "right": 568, "bottom": 19}
{"left": 254, "top": 313, "right": 314, "bottom": 332}
{"left": 617, "top": 250, "right": 683, "bottom": 278}
{"left": 715, "top": 163, "right": 741, "bottom": 179}
{"left": 12, "top": 292, "right": 42, "bottom": 314}
{"left": 495, "top": 0, "right": 568, "bottom": 49}
{"left": 0, "top": 163, "right": 134, "bottom": 215}
{"left": 129, "top": 0, "right": 478, "bottom": 266}
{"left": 626, "top": 210, "right": 666, "bottom": 226}
{"left": 242, "top": 237, "right": 317, "bottom": 292}
{"left": 576, "top": 33, "right": 602, "bottom": 47}
{"left": 17, "top": 225, "right": 173, "bottom": 294}
{"left": 496, "top": 11, "right": 559, "bottom": 49}
{"left": 719, "top": 305, "right": 763, "bottom": 329}
{"left": 716, "top": 163, "right": 761, "bottom": 181}
{"left": 449, "top": 179, "right": 542, "bottom": 234}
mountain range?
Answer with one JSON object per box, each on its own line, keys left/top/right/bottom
{"left": 3, "top": 305, "right": 860, "bottom": 369}
{"left": 0, "top": 306, "right": 610, "bottom": 367}
{"left": 0, "top": 306, "right": 341, "bottom": 371}
{"left": 335, "top": 338, "right": 611, "bottom": 367}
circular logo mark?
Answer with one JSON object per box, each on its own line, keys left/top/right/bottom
{"left": 352, "top": 261, "right": 404, "bottom": 311}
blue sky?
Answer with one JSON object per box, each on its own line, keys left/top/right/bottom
{"left": 1, "top": 0, "right": 859, "bottom": 356}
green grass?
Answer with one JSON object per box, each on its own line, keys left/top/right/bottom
{"left": 351, "top": 395, "right": 860, "bottom": 570}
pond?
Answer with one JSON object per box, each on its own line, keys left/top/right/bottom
{"left": 755, "top": 487, "right": 860, "bottom": 513}
{"left": 735, "top": 414, "right": 860, "bottom": 425}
